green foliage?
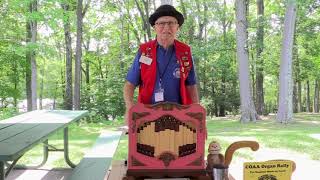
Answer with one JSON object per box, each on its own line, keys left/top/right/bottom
{"left": 0, "top": 0, "right": 319, "bottom": 118}
{"left": 0, "top": 42, "right": 25, "bottom": 102}
{"left": 0, "top": 107, "right": 18, "bottom": 120}
{"left": 82, "top": 76, "right": 125, "bottom": 122}
{"left": 80, "top": 49, "right": 130, "bottom": 122}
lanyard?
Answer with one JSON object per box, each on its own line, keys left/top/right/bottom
{"left": 156, "top": 50, "right": 174, "bottom": 88}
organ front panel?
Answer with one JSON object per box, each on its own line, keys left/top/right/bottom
{"left": 127, "top": 102, "right": 207, "bottom": 178}
{"left": 136, "top": 115, "right": 197, "bottom": 158}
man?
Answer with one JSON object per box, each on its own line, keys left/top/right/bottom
{"left": 123, "top": 5, "right": 199, "bottom": 123}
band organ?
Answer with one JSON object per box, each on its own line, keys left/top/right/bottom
{"left": 126, "top": 102, "right": 207, "bottom": 178}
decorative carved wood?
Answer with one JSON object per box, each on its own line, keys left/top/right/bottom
{"left": 127, "top": 102, "right": 207, "bottom": 178}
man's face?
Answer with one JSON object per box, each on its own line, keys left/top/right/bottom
{"left": 154, "top": 16, "right": 179, "bottom": 42}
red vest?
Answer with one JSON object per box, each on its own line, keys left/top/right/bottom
{"left": 138, "top": 39, "right": 193, "bottom": 105}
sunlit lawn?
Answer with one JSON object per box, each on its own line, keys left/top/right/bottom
{"left": 15, "top": 113, "right": 320, "bottom": 167}
{"left": 16, "top": 120, "right": 121, "bottom": 167}
{"left": 205, "top": 113, "right": 320, "bottom": 160}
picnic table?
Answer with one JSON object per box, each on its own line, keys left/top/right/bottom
{"left": 0, "top": 110, "right": 88, "bottom": 180}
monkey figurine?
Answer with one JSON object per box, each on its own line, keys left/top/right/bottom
{"left": 206, "top": 140, "right": 225, "bottom": 177}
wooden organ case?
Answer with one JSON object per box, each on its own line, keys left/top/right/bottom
{"left": 127, "top": 102, "right": 207, "bottom": 178}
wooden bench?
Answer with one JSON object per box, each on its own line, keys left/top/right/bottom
{"left": 67, "top": 130, "right": 123, "bottom": 180}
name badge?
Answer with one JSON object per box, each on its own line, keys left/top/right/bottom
{"left": 139, "top": 55, "right": 152, "bottom": 65}
{"left": 155, "top": 88, "right": 164, "bottom": 102}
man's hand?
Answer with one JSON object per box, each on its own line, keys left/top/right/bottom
{"left": 124, "top": 103, "right": 134, "bottom": 126}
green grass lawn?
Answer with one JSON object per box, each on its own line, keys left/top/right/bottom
{"left": 15, "top": 113, "right": 320, "bottom": 167}
{"left": 205, "top": 113, "right": 320, "bottom": 161}
{"left": 16, "top": 120, "right": 121, "bottom": 167}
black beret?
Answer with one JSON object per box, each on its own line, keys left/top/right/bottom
{"left": 149, "top": 5, "right": 184, "bottom": 26}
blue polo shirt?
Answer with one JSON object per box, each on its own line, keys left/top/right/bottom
{"left": 126, "top": 45, "right": 197, "bottom": 104}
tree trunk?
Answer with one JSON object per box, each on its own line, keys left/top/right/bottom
{"left": 314, "top": 80, "right": 319, "bottom": 113}
{"left": 84, "top": 40, "right": 90, "bottom": 96}
{"left": 306, "top": 80, "right": 311, "bottom": 112}
{"left": 96, "top": 44, "right": 104, "bottom": 80}
{"left": 85, "top": 62, "right": 90, "bottom": 87}
{"left": 292, "top": 23, "right": 299, "bottom": 113}
{"left": 276, "top": 0, "right": 297, "bottom": 123}
{"left": 119, "top": 5, "right": 126, "bottom": 71}
{"left": 134, "top": 0, "right": 151, "bottom": 42}
{"left": 195, "top": 0, "right": 208, "bottom": 40}
{"left": 53, "top": 81, "right": 58, "bottom": 110}
{"left": 255, "top": 0, "right": 264, "bottom": 115}
{"left": 60, "top": 67, "right": 65, "bottom": 101}
{"left": 123, "top": 0, "right": 140, "bottom": 44}
{"left": 26, "top": 0, "right": 38, "bottom": 111}
{"left": 142, "top": 0, "right": 151, "bottom": 41}
{"left": 62, "top": 3, "right": 73, "bottom": 110}
{"left": 235, "top": 0, "right": 257, "bottom": 122}
{"left": 57, "top": 41, "right": 66, "bottom": 104}
{"left": 53, "top": 98, "right": 56, "bottom": 110}
{"left": 293, "top": 80, "right": 298, "bottom": 113}
{"left": 39, "top": 66, "right": 44, "bottom": 110}
{"left": 219, "top": 0, "right": 228, "bottom": 117}
{"left": 202, "top": 26, "right": 208, "bottom": 98}
{"left": 12, "top": 59, "right": 18, "bottom": 108}
{"left": 180, "top": 0, "right": 194, "bottom": 44}
{"left": 74, "top": 0, "right": 84, "bottom": 110}
{"left": 212, "top": 82, "right": 218, "bottom": 117}
{"left": 193, "top": 0, "right": 207, "bottom": 100}
{"left": 298, "top": 80, "right": 302, "bottom": 112}
{"left": 251, "top": 62, "right": 255, "bottom": 103}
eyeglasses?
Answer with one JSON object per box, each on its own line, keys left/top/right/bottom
{"left": 155, "top": 21, "right": 178, "bottom": 28}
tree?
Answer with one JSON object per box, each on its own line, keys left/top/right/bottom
{"left": 1, "top": 0, "right": 319, "bottom": 121}
{"left": 26, "top": 0, "right": 38, "bottom": 111}
{"left": 74, "top": 0, "right": 90, "bottom": 110}
{"left": 292, "top": 29, "right": 299, "bottom": 113}
{"left": 61, "top": 2, "right": 73, "bottom": 110}
{"left": 218, "top": 0, "right": 228, "bottom": 117}
{"left": 134, "top": 0, "right": 152, "bottom": 42}
{"left": 277, "top": 0, "right": 297, "bottom": 123}
{"left": 235, "top": 0, "right": 257, "bottom": 122}
{"left": 255, "top": 0, "right": 265, "bottom": 115}
{"left": 314, "top": 80, "right": 319, "bottom": 112}
{"left": 306, "top": 80, "right": 311, "bottom": 112}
